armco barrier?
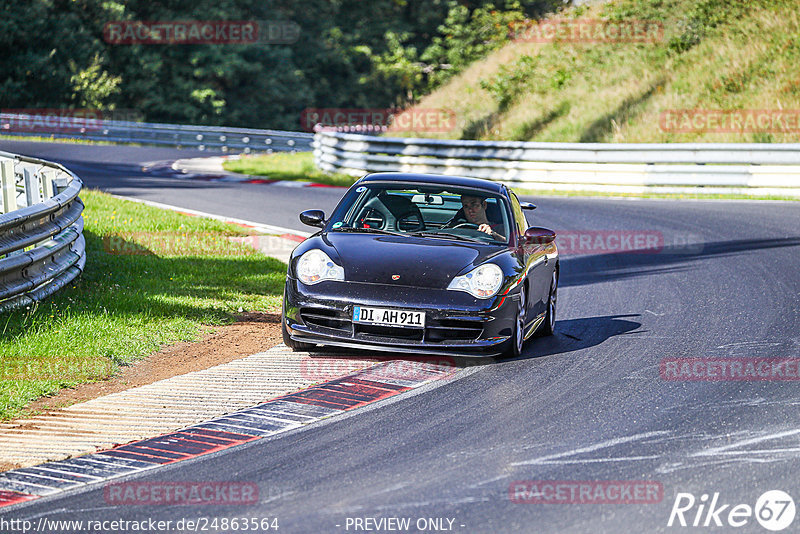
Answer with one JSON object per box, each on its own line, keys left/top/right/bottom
{"left": 0, "top": 112, "right": 313, "bottom": 154}
{"left": 313, "top": 130, "right": 800, "bottom": 194}
{"left": 0, "top": 151, "right": 85, "bottom": 312}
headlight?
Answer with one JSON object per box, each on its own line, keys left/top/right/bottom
{"left": 447, "top": 263, "right": 504, "bottom": 299}
{"left": 296, "top": 249, "right": 344, "bottom": 285}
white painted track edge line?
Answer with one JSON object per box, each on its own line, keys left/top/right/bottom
{"left": 106, "top": 194, "right": 311, "bottom": 237}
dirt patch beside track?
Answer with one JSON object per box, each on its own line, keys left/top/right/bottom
{"left": 19, "top": 311, "right": 283, "bottom": 419}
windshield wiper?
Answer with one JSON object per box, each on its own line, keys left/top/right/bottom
{"left": 408, "top": 231, "right": 485, "bottom": 244}
{"left": 333, "top": 227, "right": 408, "bottom": 237}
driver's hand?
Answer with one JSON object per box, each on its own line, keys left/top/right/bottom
{"left": 478, "top": 224, "right": 493, "bottom": 235}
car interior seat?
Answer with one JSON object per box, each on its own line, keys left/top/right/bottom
{"left": 360, "top": 193, "right": 425, "bottom": 232}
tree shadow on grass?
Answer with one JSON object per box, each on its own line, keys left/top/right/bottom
{"left": 461, "top": 111, "right": 504, "bottom": 140}
{"left": 511, "top": 101, "right": 571, "bottom": 141}
{"left": 578, "top": 78, "right": 664, "bottom": 143}
{"left": 0, "top": 230, "right": 288, "bottom": 338}
{"left": 461, "top": 101, "right": 570, "bottom": 141}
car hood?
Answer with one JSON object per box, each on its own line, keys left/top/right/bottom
{"left": 324, "top": 233, "right": 502, "bottom": 288}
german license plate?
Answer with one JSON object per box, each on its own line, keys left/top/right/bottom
{"left": 353, "top": 306, "right": 425, "bottom": 327}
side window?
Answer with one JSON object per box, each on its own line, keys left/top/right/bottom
{"left": 510, "top": 192, "right": 527, "bottom": 235}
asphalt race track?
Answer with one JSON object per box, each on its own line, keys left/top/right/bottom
{"left": 2, "top": 140, "right": 800, "bottom": 532}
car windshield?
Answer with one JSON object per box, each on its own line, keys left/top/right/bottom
{"left": 326, "top": 183, "right": 510, "bottom": 244}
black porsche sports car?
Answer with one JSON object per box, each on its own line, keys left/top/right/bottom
{"left": 282, "top": 172, "right": 558, "bottom": 357}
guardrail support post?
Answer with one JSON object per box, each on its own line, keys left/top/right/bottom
{"left": 42, "top": 169, "right": 56, "bottom": 199}
{"left": 1, "top": 159, "right": 17, "bottom": 214}
{"left": 24, "top": 167, "right": 42, "bottom": 207}
{"left": 53, "top": 172, "right": 70, "bottom": 194}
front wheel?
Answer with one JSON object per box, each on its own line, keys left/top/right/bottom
{"left": 282, "top": 319, "right": 316, "bottom": 352}
{"left": 537, "top": 269, "right": 557, "bottom": 337}
{"left": 504, "top": 285, "right": 527, "bottom": 358}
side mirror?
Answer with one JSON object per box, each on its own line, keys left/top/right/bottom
{"left": 300, "top": 209, "right": 326, "bottom": 228}
{"left": 520, "top": 202, "right": 537, "bottom": 210}
{"left": 524, "top": 227, "right": 556, "bottom": 245}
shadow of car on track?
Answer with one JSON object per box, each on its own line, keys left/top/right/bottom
{"left": 300, "top": 314, "right": 643, "bottom": 373}
{"left": 501, "top": 314, "right": 643, "bottom": 363}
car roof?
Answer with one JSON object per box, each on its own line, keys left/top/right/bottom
{"left": 358, "top": 172, "right": 506, "bottom": 194}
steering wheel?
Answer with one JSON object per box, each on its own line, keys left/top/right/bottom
{"left": 358, "top": 208, "right": 385, "bottom": 229}
{"left": 453, "top": 222, "right": 480, "bottom": 230}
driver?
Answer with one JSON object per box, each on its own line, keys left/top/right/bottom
{"left": 446, "top": 195, "right": 505, "bottom": 241}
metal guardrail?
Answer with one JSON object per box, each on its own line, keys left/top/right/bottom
{"left": 314, "top": 131, "right": 800, "bottom": 193}
{"left": 0, "top": 151, "right": 85, "bottom": 312}
{"left": 0, "top": 113, "right": 313, "bottom": 154}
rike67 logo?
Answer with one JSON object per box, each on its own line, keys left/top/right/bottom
{"left": 668, "top": 490, "right": 796, "bottom": 531}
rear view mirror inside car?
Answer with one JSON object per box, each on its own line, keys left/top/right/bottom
{"left": 411, "top": 194, "right": 443, "bottom": 205}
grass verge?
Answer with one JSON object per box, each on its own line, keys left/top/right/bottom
{"left": 223, "top": 152, "right": 358, "bottom": 187}
{"left": 0, "top": 190, "right": 286, "bottom": 421}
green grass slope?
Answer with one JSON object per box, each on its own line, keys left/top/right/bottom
{"left": 397, "top": 0, "right": 800, "bottom": 143}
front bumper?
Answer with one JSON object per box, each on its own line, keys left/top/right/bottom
{"left": 283, "top": 277, "right": 518, "bottom": 357}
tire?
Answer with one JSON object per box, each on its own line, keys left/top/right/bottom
{"left": 282, "top": 318, "right": 316, "bottom": 352}
{"left": 537, "top": 269, "right": 557, "bottom": 337}
{"left": 504, "top": 284, "right": 527, "bottom": 358}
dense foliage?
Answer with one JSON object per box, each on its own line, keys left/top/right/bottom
{"left": 0, "top": 0, "right": 560, "bottom": 130}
